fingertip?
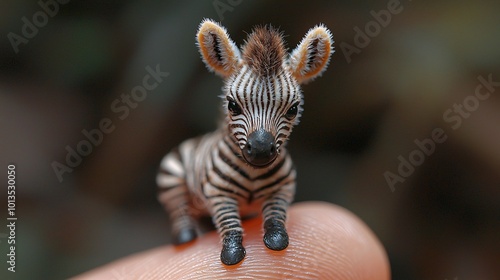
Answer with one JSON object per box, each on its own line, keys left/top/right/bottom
{"left": 287, "top": 201, "right": 391, "bottom": 279}
{"left": 75, "top": 202, "right": 390, "bottom": 280}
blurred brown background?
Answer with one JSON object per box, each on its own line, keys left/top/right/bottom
{"left": 1, "top": 0, "right": 499, "bottom": 279}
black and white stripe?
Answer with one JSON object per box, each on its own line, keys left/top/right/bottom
{"left": 224, "top": 65, "right": 303, "bottom": 150}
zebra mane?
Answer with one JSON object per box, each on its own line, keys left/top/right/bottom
{"left": 241, "top": 25, "right": 286, "bottom": 77}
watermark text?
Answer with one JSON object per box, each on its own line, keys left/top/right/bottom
{"left": 340, "top": 0, "right": 407, "bottom": 63}
{"left": 51, "top": 65, "right": 169, "bottom": 182}
{"left": 385, "top": 74, "right": 499, "bottom": 192}
{"left": 213, "top": 0, "right": 243, "bottom": 21}
{"left": 6, "top": 164, "right": 17, "bottom": 273}
{"left": 7, "top": 0, "right": 70, "bottom": 54}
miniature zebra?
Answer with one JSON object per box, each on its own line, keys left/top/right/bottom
{"left": 157, "top": 19, "right": 333, "bottom": 265}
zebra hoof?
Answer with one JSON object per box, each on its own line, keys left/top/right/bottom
{"left": 172, "top": 228, "right": 197, "bottom": 245}
{"left": 221, "top": 243, "right": 246, "bottom": 265}
{"left": 263, "top": 220, "right": 289, "bottom": 251}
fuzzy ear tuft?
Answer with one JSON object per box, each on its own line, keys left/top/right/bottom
{"left": 196, "top": 19, "right": 241, "bottom": 78}
{"left": 288, "top": 24, "right": 334, "bottom": 84}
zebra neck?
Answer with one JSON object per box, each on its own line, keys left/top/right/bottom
{"left": 221, "top": 132, "right": 242, "bottom": 153}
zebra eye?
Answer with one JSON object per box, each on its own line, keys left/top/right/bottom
{"left": 285, "top": 102, "right": 299, "bottom": 120}
{"left": 227, "top": 97, "right": 242, "bottom": 116}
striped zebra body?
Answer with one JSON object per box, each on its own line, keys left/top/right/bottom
{"left": 157, "top": 19, "right": 333, "bottom": 265}
{"left": 158, "top": 130, "right": 296, "bottom": 233}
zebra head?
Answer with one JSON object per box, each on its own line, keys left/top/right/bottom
{"left": 197, "top": 19, "right": 333, "bottom": 167}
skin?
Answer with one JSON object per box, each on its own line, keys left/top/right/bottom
{"left": 74, "top": 202, "right": 390, "bottom": 279}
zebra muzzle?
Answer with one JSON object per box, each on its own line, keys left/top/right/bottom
{"left": 243, "top": 129, "right": 278, "bottom": 167}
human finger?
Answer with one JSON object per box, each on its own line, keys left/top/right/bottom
{"left": 74, "top": 201, "right": 390, "bottom": 280}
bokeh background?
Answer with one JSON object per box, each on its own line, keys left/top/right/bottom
{"left": 1, "top": 0, "right": 499, "bottom": 279}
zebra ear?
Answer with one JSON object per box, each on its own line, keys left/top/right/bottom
{"left": 196, "top": 19, "right": 241, "bottom": 78}
{"left": 288, "top": 24, "right": 334, "bottom": 84}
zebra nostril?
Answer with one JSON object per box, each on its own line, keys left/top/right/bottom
{"left": 269, "top": 144, "right": 276, "bottom": 156}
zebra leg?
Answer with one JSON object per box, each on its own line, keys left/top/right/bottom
{"left": 221, "top": 230, "right": 245, "bottom": 265}
{"left": 157, "top": 153, "right": 198, "bottom": 245}
{"left": 158, "top": 183, "right": 198, "bottom": 245}
{"left": 262, "top": 182, "right": 295, "bottom": 251}
{"left": 210, "top": 198, "right": 245, "bottom": 265}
